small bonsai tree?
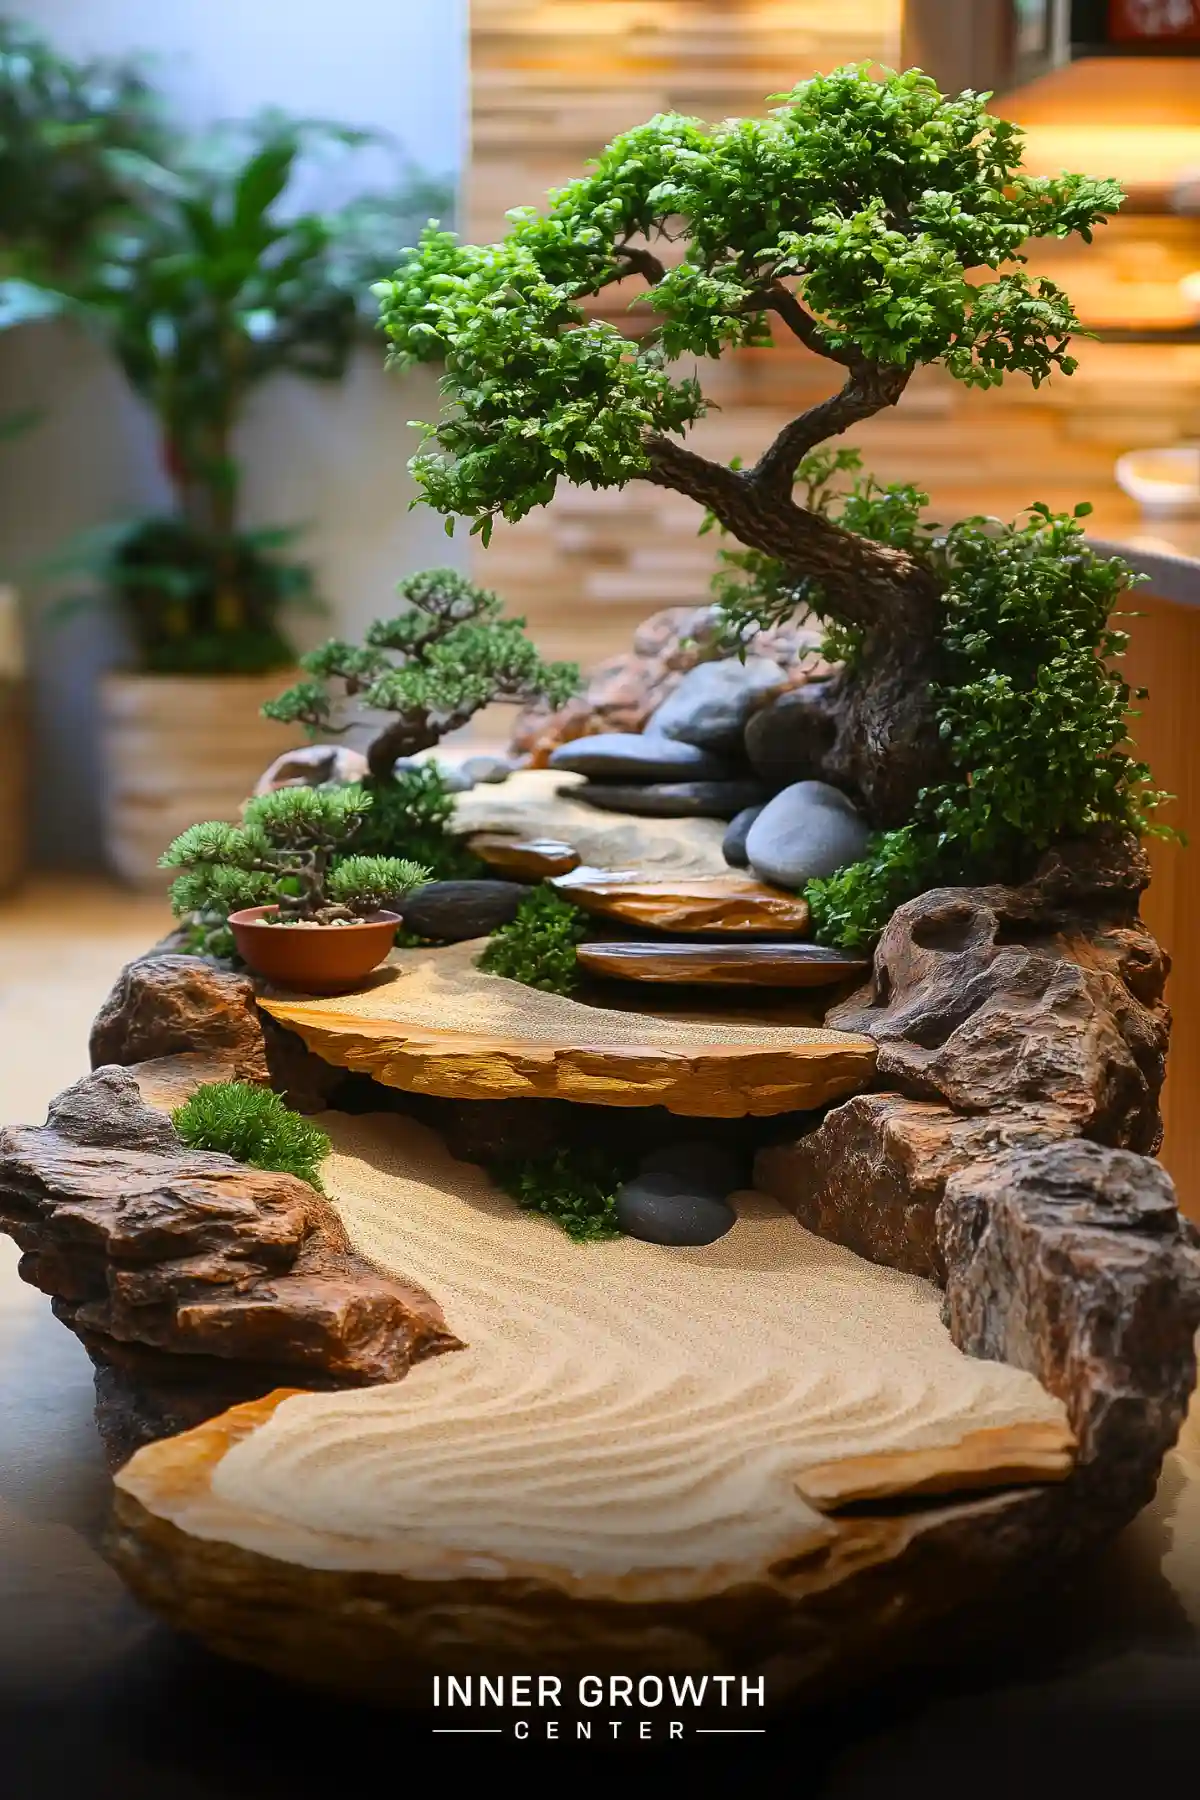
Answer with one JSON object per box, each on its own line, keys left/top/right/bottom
{"left": 374, "top": 65, "right": 1165, "bottom": 942}
{"left": 265, "top": 566, "right": 580, "bottom": 780}
{"left": 162, "top": 785, "right": 428, "bottom": 953}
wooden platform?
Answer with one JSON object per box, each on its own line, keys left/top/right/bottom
{"left": 259, "top": 940, "right": 876, "bottom": 1117}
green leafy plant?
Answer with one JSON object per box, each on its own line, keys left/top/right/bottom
{"left": 172, "top": 1080, "right": 331, "bottom": 1190}
{"left": 265, "top": 567, "right": 579, "bottom": 778}
{"left": 373, "top": 63, "right": 1149, "bottom": 892}
{"left": 161, "top": 783, "right": 429, "bottom": 955}
{"left": 38, "top": 115, "right": 451, "bottom": 674}
{"left": 345, "top": 761, "right": 483, "bottom": 880}
{"left": 477, "top": 887, "right": 590, "bottom": 994}
{"left": 0, "top": 19, "right": 163, "bottom": 280}
{"left": 488, "top": 1144, "right": 630, "bottom": 1242}
{"left": 263, "top": 566, "right": 577, "bottom": 870}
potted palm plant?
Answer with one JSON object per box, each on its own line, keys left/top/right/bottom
{"left": 40, "top": 115, "right": 448, "bottom": 886}
{"left": 0, "top": 17, "right": 163, "bottom": 891}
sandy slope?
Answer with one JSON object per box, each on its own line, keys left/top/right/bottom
{"left": 207, "top": 1113, "right": 1073, "bottom": 1597}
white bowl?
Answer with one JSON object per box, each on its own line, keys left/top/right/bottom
{"left": 1115, "top": 447, "right": 1200, "bottom": 518}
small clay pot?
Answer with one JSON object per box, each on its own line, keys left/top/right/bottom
{"left": 227, "top": 905, "right": 400, "bottom": 995}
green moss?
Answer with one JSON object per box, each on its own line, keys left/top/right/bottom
{"left": 476, "top": 887, "right": 589, "bottom": 994}
{"left": 172, "top": 1082, "right": 331, "bottom": 1191}
{"left": 488, "top": 1145, "right": 631, "bottom": 1242}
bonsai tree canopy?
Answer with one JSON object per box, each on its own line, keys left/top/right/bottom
{"left": 376, "top": 66, "right": 1123, "bottom": 832}
{"left": 265, "top": 566, "right": 580, "bottom": 781}
{"left": 161, "top": 784, "right": 429, "bottom": 932}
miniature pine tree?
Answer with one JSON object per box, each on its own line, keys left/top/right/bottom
{"left": 161, "top": 785, "right": 429, "bottom": 935}
{"left": 263, "top": 567, "right": 580, "bottom": 782}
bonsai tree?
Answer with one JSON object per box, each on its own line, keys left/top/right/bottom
{"left": 375, "top": 65, "right": 1164, "bottom": 943}
{"left": 41, "top": 116, "right": 451, "bottom": 674}
{"left": 162, "top": 784, "right": 428, "bottom": 952}
{"left": 266, "top": 566, "right": 579, "bottom": 778}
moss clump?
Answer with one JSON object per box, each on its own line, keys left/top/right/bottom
{"left": 477, "top": 887, "right": 589, "bottom": 994}
{"left": 172, "top": 1082, "right": 331, "bottom": 1191}
{"left": 488, "top": 1145, "right": 631, "bottom": 1242}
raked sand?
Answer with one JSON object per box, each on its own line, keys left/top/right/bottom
{"left": 208, "top": 1113, "right": 1074, "bottom": 1598}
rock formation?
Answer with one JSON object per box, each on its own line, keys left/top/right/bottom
{"left": 0, "top": 1068, "right": 459, "bottom": 1461}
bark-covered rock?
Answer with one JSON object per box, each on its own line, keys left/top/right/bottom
{"left": 827, "top": 870, "right": 1169, "bottom": 1154}
{"left": 754, "top": 1094, "right": 1074, "bottom": 1281}
{"left": 90, "top": 954, "right": 269, "bottom": 1082}
{"left": 0, "top": 1068, "right": 460, "bottom": 1395}
{"left": 939, "top": 1139, "right": 1200, "bottom": 1522}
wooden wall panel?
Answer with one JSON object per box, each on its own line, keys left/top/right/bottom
{"left": 1123, "top": 594, "right": 1200, "bottom": 1221}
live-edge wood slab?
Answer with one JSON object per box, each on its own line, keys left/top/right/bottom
{"left": 259, "top": 940, "right": 875, "bottom": 1117}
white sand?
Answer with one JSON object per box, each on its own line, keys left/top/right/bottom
{"left": 210, "top": 1113, "right": 1072, "bottom": 1592}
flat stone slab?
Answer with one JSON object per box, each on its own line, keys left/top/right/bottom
{"left": 547, "top": 732, "right": 731, "bottom": 782}
{"left": 573, "top": 778, "right": 766, "bottom": 820}
{"left": 551, "top": 867, "right": 811, "bottom": 936}
{"left": 259, "top": 940, "right": 874, "bottom": 1117}
{"left": 577, "top": 941, "right": 869, "bottom": 988}
{"left": 449, "top": 770, "right": 730, "bottom": 878}
{"left": 466, "top": 835, "right": 581, "bottom": 879}
{"left": 108, "top": 1110, "right": 1074, "bottom": 1702}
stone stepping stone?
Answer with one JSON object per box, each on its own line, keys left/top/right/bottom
{"left": 573, "top": 778, "right": 766, "bottom": 820}
{"left": 401, "top": 880, "right": 530, "bottom": 942}
{"left": 259, "top": 940, "right": 875, "bottom": 1117}
{"left": 577, "top": 941, "right": 869, "bottom": 989}
{"left": 547, "top": 732, "right": 731, "bottom": 783}
{"left": 551, "top": 867, "right": 811, "bottom": 935}
{"left": 467, "top": 835, "right": 581, "bottom": 880}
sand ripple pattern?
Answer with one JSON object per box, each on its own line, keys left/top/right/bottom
{"left": 211, "top": 1115, "right": 1070, "bottom": 1589}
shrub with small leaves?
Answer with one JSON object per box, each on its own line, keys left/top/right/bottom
{"left": 477, "top": 887, "right": 589, "bottom": 994}
{"left": 488, "top": 1145, "right": 631, "bottom": 1242}
{"left": 172, "top": 1082, "right": 331, "bottom": 1191}
{"left": 342, "top": 762, "right": 484, "bottom": 880}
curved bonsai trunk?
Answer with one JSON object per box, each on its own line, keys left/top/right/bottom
{"left": 644, "top": 431, "right": 950, "bottom": 827}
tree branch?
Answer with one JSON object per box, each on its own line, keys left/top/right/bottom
{"left": 642, "top": 430, "right": 934, "bottom": 634}
{"left": 748, "top": 282, "right": 857, "bottom": 368}
{"left": 750, "top": 362, "right": 911, "bottom": 497}
{"left": 611, "top": 244, "right": 666, "bottom": 286}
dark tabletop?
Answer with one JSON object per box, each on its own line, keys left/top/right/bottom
{"left": 3, "top": 1237, "right": 1199, "bottom": 1800}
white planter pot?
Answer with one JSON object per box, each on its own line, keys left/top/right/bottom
{"left": 99, "top": 670, "right": 300, "bottom": 890}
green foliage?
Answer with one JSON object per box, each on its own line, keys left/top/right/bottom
{"left": 327, "top": 853, "right": 429, "bottom": 913}
{"left": 172, "top": 1081, "right": 331, "bottom": 1190}
{"left": 0, "top": 19, "right": 164, "bottom": 280}
{"left": 346, "top": 766, "right": 483, "bottom": 880}
{"left": 488, "top": 1144, "right": 630, "bottom": 1242}
{"left": 265, "top": 566, "right": 579, "bottom": 764}
{"left": 376, "top": 64, "right": 1120, "bottom": 538}
{"left": 711, "top": 448, "right": 934, "bottom": 660}
{"left": 47, "top": 516, "right": 317, "bottom": 674}
{"left": 31, "top": 110, "right": 449, "bottom": 672}
{"left": 477, "top": 887, "right": 589, "bottom": 994}
{"left": 161, "top": 783, "right": 429, "bottom": 942}
{"left": 797, "top": 499, "right": 1169, "bottom": 949}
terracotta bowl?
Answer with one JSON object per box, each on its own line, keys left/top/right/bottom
{"left": 227, "top": 905, "right": 401, "bottom": 995}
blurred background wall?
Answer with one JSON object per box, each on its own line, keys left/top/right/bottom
{"left": 0, "top": 0, "right": 467, "bottom": 867}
